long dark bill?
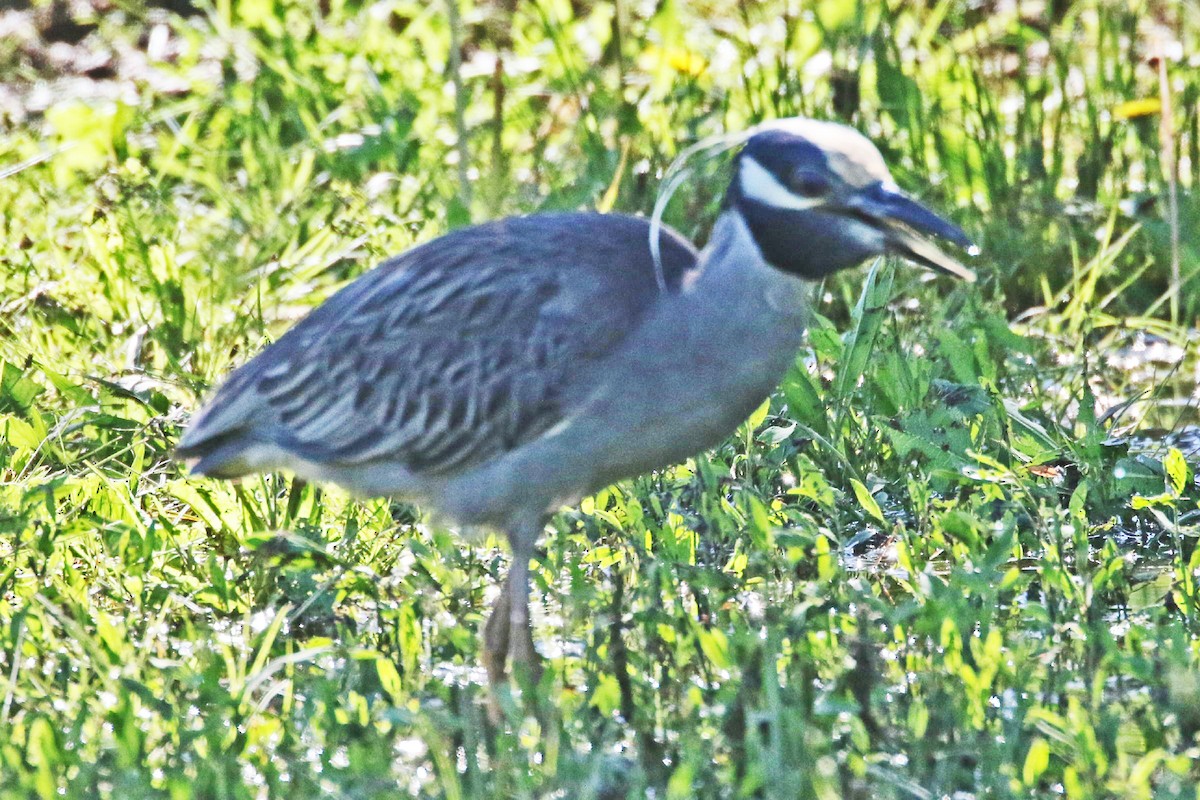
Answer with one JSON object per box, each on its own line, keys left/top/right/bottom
{"left": 848, "top": 183, "right": 979, "bottom": 282}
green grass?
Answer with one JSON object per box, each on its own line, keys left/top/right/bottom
{"left": 1, "top": 0, "right": 1199, "bottom": 797}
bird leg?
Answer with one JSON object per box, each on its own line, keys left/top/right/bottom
{"left": 481, "top": 525, "right": 544, "bottom": 722}
{"left": 482, "top": 571, "right": 512, "bottom": 690}
{"left": 505, "top": 545, "right": 543, "bottom": 687}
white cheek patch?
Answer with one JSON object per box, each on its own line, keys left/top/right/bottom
{"left": 838, "top": 217, "right": 887, "bottom": 251}
{"left": 739, "top": 157, "right": 823, "bottom": 211}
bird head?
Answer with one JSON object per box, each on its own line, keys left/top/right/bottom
{"left": 726, "top": 118, "right": 977, "bottom": 282}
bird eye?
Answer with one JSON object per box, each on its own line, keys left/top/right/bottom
{"left": 788, "top": 169, "right": 830, "bottom": 198}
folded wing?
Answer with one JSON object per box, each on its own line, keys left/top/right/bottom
{"left": 176, "top": 213, "right": 698, "bottom": 479}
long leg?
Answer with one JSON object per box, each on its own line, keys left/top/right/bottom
{"left": 505, "top": 534, "right": 543, "bottom": 686}
{"left": 480, "top": 515, "right": 545, "bottom": 720}
{"left": 482, "top": 571, "right": 512, "bottom": 688}
{"left": 481, "top": 570, "right": 513, "bottom": 724}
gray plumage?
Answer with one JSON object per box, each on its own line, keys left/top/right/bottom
{"left": 177, "top": 118, "right": 976, "bottom": 698}
{"left": 181, "top": 213, "right": 697, "bottom": 487}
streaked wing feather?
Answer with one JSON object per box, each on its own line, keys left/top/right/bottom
{"left": 178, "top": 213, "right": 698, "bottom": 477}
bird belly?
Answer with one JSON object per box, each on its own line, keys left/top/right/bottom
{"left": 579, "top": 352, "right": 790, "bottom": 486}
{"left": 478, "top": 312, "right": 806, "bottom": 515}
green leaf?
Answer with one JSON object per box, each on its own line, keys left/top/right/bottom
{"left": 1068, "top": 480, "right": 1088, "bottom": 523}
{"left": 835, "top": 259, "right": 893, "bottom": 399}
{"left": 936, "top": 328, "right": 978, "bottom": 384}
{"left": 807, "top": 316, "right": 843, "bottom": 361}
{"left": 1131, "top": 492, "right": 1172, "bottom": 510}
{"left": 590, "top": 674, "right": 621, "bottom": 716}
{"left": 850, "top": 478, "right": 885, "bottom": 524}
{"left": 783, "top": 366, "right": 828, "bottom": 435}
{"left": 1113, "top": 456, "right": 1165, "bottom": 497}
{"left": 446, "top": 195, "right": 472, "bottom": 229}
{"left": 2, "top": 415, "right": 40, "bottom": 450}
{"left": 816, "top": 0, "right": 858, "bottom": 31}
{"left": 376, "top": 657, "right": 404, "bottom": 703}
{"left": 874, "top": 36, "right": 919, "bottom": 129}
{"left": 1164, "top": 447, "right": 1189, "bottom": 497}
{"left": 746, "top": 397, "right": 771, "bottom": 430}
{"left": 695, "top": 626, "right": 731, "bottom": 670}
{"left": 666, "top": 763, "right": 695, "bottom": 800}
{"left": 1023, "top": 737, "right": 1051, "bottom": 785}
{"left": 1, "top": 361, "right": 42, "bottom": 414}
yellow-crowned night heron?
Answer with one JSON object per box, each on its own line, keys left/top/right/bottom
{"left": 176, "top": 118, "right": 976, "bottom": 695}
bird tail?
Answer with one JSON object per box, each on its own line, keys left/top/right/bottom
{"left": 174, "top": 427, "right": 259, "bottom": 479}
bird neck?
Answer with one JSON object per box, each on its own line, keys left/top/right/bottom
{"left": 688, "top": 209, "right": 812, "bottom": 320}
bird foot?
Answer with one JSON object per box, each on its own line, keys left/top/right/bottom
{"left": 483, "top": 636, "right": 545, "bottom": 725}
{"left": 481, "top": 573, "right": 544, "bottom": 725}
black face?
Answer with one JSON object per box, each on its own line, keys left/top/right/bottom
{"left": 725, "top": 131, "right": 882, "bottom": 280}
{"left": 724, "top": 125, "right": 976, "bottom": 282}
{"left": 730, "top": 195, "right": 883, "bottom": 281}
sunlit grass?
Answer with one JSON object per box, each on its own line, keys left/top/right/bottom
{"left": 1, "top": 0, "right": 1198, "bottom": 797}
